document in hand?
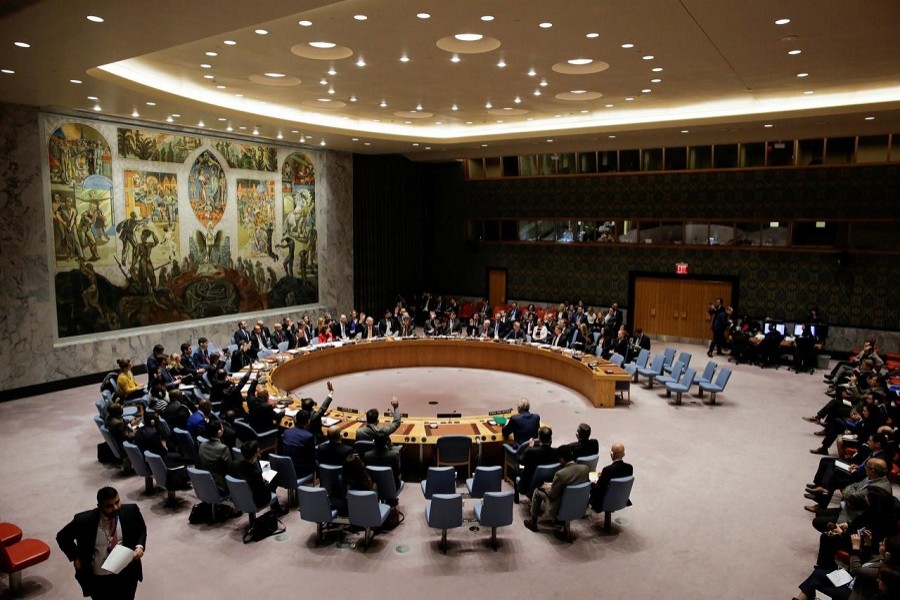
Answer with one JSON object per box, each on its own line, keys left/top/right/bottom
{"left": 101, "top": 544, "right": 134, "bottom": 574}
{"left": 825, "top": 568, "right": 852, "bottom": 587}
{"left": 262, "top": 469, "right": 278, "bottom": 484}
{"left": 834, "top": 460, "right": 851, "bottom": 472}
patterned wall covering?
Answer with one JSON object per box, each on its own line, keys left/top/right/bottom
{"left": 424, "top": 162, "right": 899, "bottom": 330}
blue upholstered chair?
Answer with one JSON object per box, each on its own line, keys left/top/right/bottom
{"left": 695, "top": 360, "right": 718, "bottom": 387}
{"left": 576, "top": 453, "right": 600, "bottom": 472}
{"left": 515, "top": 462, "right": 560, "bottom": 504}
{"left": 473, "top": 491, "right": 514, "bottom": 550}
{"left": 347, "top": 490, "right": 390, "bottom": 550}
{"left": 425, "top": 493, "right": 464, "bottom": 553}
{"left": 556, "top": 481, "right": 592, "bottom": 541}
{"left": 465, "top": 465, "right": 502, "bottom": 498}
{"left": 144, "top": 450, "right": 182, "bottom": 505}
{"left": 122, "top": 441, "right": 154, "bottom": 495}
{"left": 225, "top": 474, "right": 276, "bottom": 526}
{"left": 665, "top": 367, "right": 697, "bottom": 405}
{"left": 698, "top": 368, "right": 732, "bottom": 404}
{"left": 598, "top": 476, "right": 635, "bottom": 532}
{"left": 636, "top": 354, "right": 665, "bottom": 388}
{"left": 298, "top": 485, "right": 341, "bottom": 544}
{"left": 623, "top": 349, "right": 650, "bottom": 381}
{"left": 187, "top": 467, "right": 230, "bottom": 522}
{"left": 366, "top": 465, "right": 404, "bottom": 507}
{"left": 420, "top": 466, "right": 456, "bottom": 499}
{"left": 268, "top": 453, "right": 314, "bottom": 507}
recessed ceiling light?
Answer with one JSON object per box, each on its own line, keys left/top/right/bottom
{"left": 93, "top": 104, "right": 102, "bottom": 112}
{"left": 764, "top": 123, "right": 773, "bottom": 128}
{"left": 416, "top": 102, "right": 423, "bottom": 110}
{"left": 380, "top": 100, "right": 387, "bottom": 107}
{"left": 351, "top": 137, "right": 359, "bottom": 141}
{"left": 86, "top": 15, "right": 104, "bottom": 23}
{"left": 412, "top": 143, "right": 420, "bottom": 147}
{"left": 400, "top": 55, "right": 410, "bottom": 63}
{"left": 485, "top": 101, "right": 492, "bottom": 108}
{"left": 349, "top": 95, "right": 358, "bottom": 102}
{"left": 146, "top": 101, "right": 156, "bottom": 106}
{"left": 217, "top": 117, "right": 226, "bottom": 121}
{"left": 319, "top": 78, "right": 328, "bottom": 85}
{"left": 327, "top": 67, "right": 336, "bottom": 75}
{"left": 320, "top": 140, "right": 326, "bottom": 146}
{"left": 681, "top": 129, "right": 689, "bottom": 133}
{"left": 238, "top": 125, "right": 246, "bottom": 129}
{"left": 327, "top": 87, "right": 335, "bottom": 94}
{"left": 533, "top": 89, "right": 541, "bottom": 96}
{"left": 514, "top": 96, "right": 521, "bottom": 104}
{"left": 87, "top": 95, "right": 98, "bottom": 100}
{"left": 298, "top": 20, "right": 312, "bottom": 27}
{"left": 605, "top": 103, "right": 614, "bottom": 108}
{"left": 625, "top": 96, "right": 634, "bottom": 101}
{"left": 276, "top": 132, "right": 284, "bottom": 139}
{"left": 206, "top": 51, "right": 218, "bottom": 57}
{"left": 365, "top": 142, "right": 372, "bottom": 146}
{"left": 354, "top": 14, "right": 367, "bottom": 21}
{"left": 166, "top": 116, "right": 174, "bottom": 123}
{"left": 216, "top": 85, "right": 226, "bottom": 89}
{"left": 568, "top": 58, "right": 593, "bottom": 65}
{"left": 797, "top": 72, "right": 809, "bottom": 77}
{"left": 255, "top": 29, "right": 268, "bottom": 35}
{"left": 775, "top": 18, "right": 791, "bottom": 25}
{"left": 70, "top": 79, "right": 82, "bottom": 84}
{"left": 527, "top": 68, "right": 536, "bottom": 76}
{"left": 450, "top": 54, "right": 460, "bottom": 63}
{"left": 131, "top": 110, "right": 139, "bottom": 117}
{"left": 416, "top": 13, "right": 430, "bottom": 19}
{"left": 621, "top": 43, "right": 634, "bottom": 48}
{"left": 608, "top": 135, "right": 616, "bottom": 139}
{"left": 451, "top": 104, "right": 459, "bottom": 111}
{"left": 200, "top": 63, "right": 212, "bottom": 68}
{"left": 197, "top": 121, "right": 205, "bottom": 127}
{"left": 641, "top": 88, "right": 652, "bottom": 93}
{"left": 223, "top": 40, "right": 236, "bottom": 45}
{"left": 252, "top": 127, "right": 259, "bottom": 135}
{"left": 310, "top": 41, "right": 336, "bottom": 48}
{"left": 570, "top": 90, "right": 587, "bottom": 94}
{"left": 481, "top": 144, "right": 488, "bottom": 147}
{"left": 651, "top": 78, "right": 662, "bottom": 83}
{"left": 546, "top": 139, "right": 554, "bottom": 143}
{"left": 481, "top": 15, "right": 494, "bottom": 21}
{"left": 497, "top": 58, "right": 506, "bottom": 67}
{"left": 865, "top": 116, "right": 875, "bottom": 120}
{"left": 455, "top": 33, "right": 483, "bottom": 41}
{"left": 788, "top": 49, "right": 802, "bottom": 55}
{"left": 356, "top": 57, "right": 366, "bottom": 67}
{"left": 317, "top": 98, "right": 331, "bottom": 102}
{"left": 586, "top": 32, "right": 600, "bottom": 38}
{"left": 264, "top": 72, "right": 285, "bottom": 78}
{"left": 171, "top": 113, "right": 180, "bottom": 117}
{"left": 539, "top": 22, "right": 552, "bottom": 29}
{"left": 642, "top": 55, "right": 654, "bottom": 60}
{"left": 14, "top": 42, "right": 30, "bottom": 48}
{"left": 203, "top": 75, "right": 214, "bottom": 79}
{"left": 539, "top": 79, "right": 548, "bottom": 87}
{"left": 652, "top": 67, "right": 664, "bottom": 72}
{"left": 803, "top": 90, "right": 814, "bottom": 95}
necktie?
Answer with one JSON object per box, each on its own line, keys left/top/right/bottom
{"left": 107, "top": 516, "right": 119, "bottom": 552}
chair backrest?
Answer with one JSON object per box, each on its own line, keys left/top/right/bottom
{"left": 173, "top": 427, "right": 198, "bottom": 463}
{"left": 258, "top": 348, "right": 275, "bottom": 359}
{"left": 601, "top": 476, "right": 635, "bottom": 513}
{"left": 646, "top": 354, "right": 664, "bottom": 374}
{"left": 479, "top": 491, "right": 514, "bottom": 527}
{"left": 609, "top": 353, "right": 625, "bottom": 367}
{"left": 95, "top": 396, "right": 107, "bottom": 417}
{"left": 423, "top": 466, "right": 457, "bottom": 498}
{"left": 187, "top": 467, "right": 226, "bottom": 503}
{"left": 436, "top": 435, "right": 472, "bottom": 463}
{"left": 298, "top": 486, "right": 334, "bottom": 524}
{"left": 699, "top": 360, "right": 717, "bottom": 382}
{"left": 427, "top": 493, "right": 463, "bottom": 529}
{"left": 93, "top": 414, "right": 105, "bottom": 430}
{"left": 662, "top": 347, "right": 676, "bottom": 367}
{"left": 679, "top": 367, "right": 697, "bottom": 387}
{"left": 122, "top": 442, "right": 152, "bottom": 478}
{"left": 318, "top": 464, "right": 344, "bottom": 499}
{"left": 267, "top": 453, "right": 299, "bottom": 489}
{"left": 556, "top": 481, "right": 592, "bottom": 522}
{"left": 669, "top": 361, "right": 686, "bottom": 380}
{"left": 634, "top": 348, "right": 650, "bottom": 368}
{"left": 714, "top": 367, "right": 732, "bottom": 388}
{"left": 227, "top": 344, "right": 238, "bottom": 356}
{"left": 277, "top": 341, "right": 289, "bottom": 353}
{"left": 156, "top": 417, "right": 172, "bottom": 439}
{"left": 143, "top": 450, "right": 169, "bottom": 488}
{"left": 576, "top": 454, "right": 600, "bottom": 472}
{"left": 367, "top": 466, "right": 400, "bottom": 503}
{"left": 231, "top": 446, "right": 243, "bottom": 462}
{"left": 676, "top": 351, "right": 693, "bottom": 368}
{"left": 353, "top": 440, "right": 375, "bottom": 456}
{"left": 469, "top": 466, "right": 502, "bottom": 498}
{"left": 98, "top": 425, "right": 122, "bottom": 460}
{"left": 225, "top": 475, "right": 262, "bottom": 513}
{"left": 347, "top": 490, "right": 385, "bottom": 527}
{"left": 528, "top": 463, "right": 561, "bottom": 493}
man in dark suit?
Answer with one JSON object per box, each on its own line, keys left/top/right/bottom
{"left": 502, "top": 398, "right": 541, "bottom": 449}
{"left": 191, "top": 337, "right": 212, "bottom": 370}
{"left": 446, "top": 311, "right": 462, "bottom": 336}
{"left": 360, "top": 316, "right": 379, "bottom": 339}
{"left": 300, "top": 381, "right": 334, "bottom": 444}
{"left": 234, "top": 320, "right": 251, "bottom": 345}
{"left": 604, "top": 302, "right": 623, "bottom": 332}
{"left": 560, "top": 423, "right": 600, "bottom": 459}
{"left": 282, "top": 410, "right": 317, "bottom": 478}
{"left": 504, "top": 320, "right": 527, "bottom": 341}
{"left": 197, "top": 421, "right": 234, "bottom": 493}
{"left": 630, "top": 328, "right": 651, "bottom": 360}
{"left": 516, "top": 426, "right": 558, "bottom": 502}
{"left": 378, "top": 310, "right": 400, "bottom": 337}
{"left": 249, "top": 324, "right": 268, "bottom": 360}
{"left": 317, "top": 425, "right": 353, "bottom": 466}
{"left": 524, "top": 446, "right": 590, "bottom": 531}
{"left": 229, "top": 441, "right": 278, "bottom": 511}
{"left": 57, "top": 486, "right": 147, "bottom": 600}
{"left": 590, "top": 443, "right": 634, "bottom": 511}
{"left": 355, "top": 397, "right": 402, "bottom": 445}
{"left": 331, "top": 314, "right": 352, "bottom": 341}
{"left": 363, "top": 430, "right": 402, "bottom": 490}
{"left": 549, "top": 324, "right": 567, "bottom": 347}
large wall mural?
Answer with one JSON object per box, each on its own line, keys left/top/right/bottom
{"left": 47, "top": 120, "right": 319, "bottom": 338}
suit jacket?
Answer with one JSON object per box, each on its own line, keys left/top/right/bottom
{"left": 230, "top": 459, "right": 272, "bottom": 509}
{"left": 560, "top": 438, "right": 600, "bottom": 460}
{"left": 505, "top": 328, "right": 527, "bottom": 341}
{"left": 360, "top": 325, "right": 378, "bottom": 339}
{"left": 355, "top": 408, "right": 402, "bottom": 444}
{"left": 191, "top": 348, "right": 211, "bottom": 368}
{"left": 839, "top": 476, "right": 892, "bottom": 523}
{"left": 378, "top": 317, "right": 400, "bottom": 337}
{"left": 590, "top": 459, "right": 633, "bottom": 511}
{"left": 198, "top": 439, "right": 234, "bottom": 491}
{"left": 307, "top": 394, "right": 333, "bottom": 444}
{"left": 282, "top": 426, "right": 316, "bottom": 477}
{"left": 519, "top": 443, "right": 558, "bottom": 492}
{"left": 364, "top": 448, "right": 402, "bottom": 488}
{"left": 234, "top": 328, "right": 251, "bottom": 345}
{"left": 56, "top": 503, "right": 147, "bottom": 596}
{"left": 549, "top": 332, "right": 567, "bottom": 347}
{"left": 546, "top": 462, "right": 591, "bottom": 517}
{"left": 317, "top": 440, "right": 353, "bottom": 466}
{"left": 162, "top": 400, "right": 191, "bottom": 431}
{"left": 502, "top": 411, "right": 540, "bottom": 448}
{"left": 331, "top": 321, "right": 351, "bottom": 340}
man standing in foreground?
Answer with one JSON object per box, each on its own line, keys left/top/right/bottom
{"left": 56, "top": 486, "right": 147, "bottom": 600}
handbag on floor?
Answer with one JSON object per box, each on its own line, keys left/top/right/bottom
{"left": 242, "top": 510, "right": 285, "bottom": 543}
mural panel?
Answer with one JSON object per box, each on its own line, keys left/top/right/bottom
{"left": 117, "top": 128, "right": 202, "bottom": 163}
{"left": 214, "top": 140, "right": 277, "bottom": 171}
{"left": 48, "top": 121, "right": 320, "bottom": 338}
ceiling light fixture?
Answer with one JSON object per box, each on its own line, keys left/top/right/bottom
{"left": 533, "top": 89, "right": 541, "bottom": 96}
{"left": 349, "top": 95, "right": 358, "bottom": 102}
{"left": 70, "top": 79, "right": 82, "bottom": 84}
{"left": 681, "top": 129, "right": 689, "bottom": 133}
{"left": 642, "top": 55, "right": 654, "bottom": 60}
{"left": 416, "top": 13, "right": 430, "bottom": 19}
{"left": 568, "top": 58, "right": 593, "bottom": 65}
{"left": 87, "top": 95, "right": 98, "bottom": 100}
{"left": 451, "top": 104, "right": 458, "bottom": 111}
{"left": 497, "top": 58, "right": 506, "bottom": 68}
{"left": 797, "top": 72, "right": 809, "bottom": 77}
{"left": 301, "top": 136, "right": 307, "bottom": 143}
{"left": 652, "top": 67, "right": 663, "bottom": 72}
{"left": 764, "top": 123, "right": 773, "bottom": 127}
{"left": 327, "top": 67, "right": 336, "bottom": 75}
{"left": 327, "top": 87, "right": 335, "bottom": 94}
{"left": 775, "top": 18, "right": 791, "bottom": 25}
{"left": 216, "top": 85, "right": 226, "bottom": 89}
{"left": 225, "top": 125, "right": 233, "bottom": 131}
{"left": 651, "top": 78, "right": 662, "bottom": 83}
{"left": 400, "top": 55, "right": 410, "bottom": 63}
{"left": 131, "top": 110, "right": 139, "bottom": 117}
{"left": 804, "top": 90, "right": 814, "bottom": 94}
{"left": 450, "top": 54, "right": 460, "bottom": 63}
{"left": 539, "top": 22, "right": 552, "bottom": 29}
{"left": 416, "top": 102, "right": 423, "bottom": 111}
{"left": 254, "top": 29, "right": 268, "bottom": 35}
{"left": 485, "top": 101, "right": 492, "bottom": 108}
{"left": 166, "top": 116, "right": 174, "bottom": 123}
{"left": 455, "top": 33, "right": 483, "bottom": 41}
{"left": 200, "top": 63, "right": 212, "bottom": 68}
{"left": 320, "top": 140, "right": 326, "bottom": 146}
{"left": 217, "top": 117, "right": 226, "bottom": 121}
{"left": 642, "top": 88, "right": 652, "bottom": 93}
{"left": 298, "top": 20, "right": 312, "bottom": 27}
{"left": 93, "top": 104, "right": 101, "bottom": 111}
{"left": 625, "top": 96, "right": 634, "bottom": 101}
{"left": 514, "top": 96, "right": 521, "bottom": 104}
{"left": 586, "top": 32, "right": 600, "bottom": 38}
{"left": 527, "top": 68, "right": 536, "bottom": 76}
{"left": 319, "top": 78, "right": 328, "bottom": 85}
{"left": 380, "top": 100, "right": 387, "bottom": 107}
{"left": 86, "top": 15, "right": 104, "bottom": 23}
{"left": 609, "top": 135, "right": 616, "bottom": 139}
{"left": 203, "top": 75, "right": 214, "bottom": 79}
{"left": 146, "top": 101, "right": 156, "bottom": 106}
{"left": 356, "top": 57, "right": 366, "bottom": 67}
{"left": 14, "top": 42, "right": 30, "bottom": 48}
{"left": 481, "top": 15, "right": 494, "bottom": 21}
{"left": 223, "top": 40, "right": 236, "bottom": 45}
{"left": 277, "top": 132, "right": 284, "bottom": 139}
{"left": 354, "top": 14, "right": 367, "bottom": 21}
{"left": 621, "top": 43, "right": 634, "bottom": 48}
{"left": 264, "top": 72, "right": 285, "bottom": 78}
{"left": 605, "top": 103, "right": 614, "bottom": 108}
{"left": 206, "top": 51, "right": 218, "bottom": 57}
{"left": 788, "top": 49, "right": 802, "bottom": 55}
{"left": 865, "top": 116, "right": 875, "bottom": 120}
{"left": 252, "top": 126, "right": 259, "bottom": 135}
{"left": 539, "top": 79, "right": 548, "bottom": 87}
{"left": 198, "top": 120, "right": 205, "bottom": 127}
{"left": 310, "top": 41, "right": 336, "bottom": 48}
{"left": 171, "top": 113, "right": 180, "bottom": 117}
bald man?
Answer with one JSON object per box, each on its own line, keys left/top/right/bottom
{"left": 589, "top": 443, "right": 634, "bottom": 512}
{"left": 317, "top": 425, "right": 352, "bottom": 466}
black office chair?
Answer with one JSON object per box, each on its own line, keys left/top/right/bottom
{"left": 794, "top": 336, "right": 816, "bottom": 374}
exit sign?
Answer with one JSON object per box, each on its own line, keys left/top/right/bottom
{"left": 676, "top": 262, "right": 689, "bottom": 274}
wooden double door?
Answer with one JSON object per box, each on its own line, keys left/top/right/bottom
{"left": 633, "top": 276, "right": 733, "bottom": 340}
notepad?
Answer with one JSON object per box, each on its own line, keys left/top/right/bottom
{"left": 101, "top": 544, "right": 134, "bottom": 574}
{"left": 825, "top": 568, "right": 852, "bottom": 587}
{"left": 322, "top": 417, "right": 340, "bottom": 427}
{"left": 492, "top": 416, "right": 507, "bottom": 426}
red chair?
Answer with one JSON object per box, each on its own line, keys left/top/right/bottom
{"left": 0, "top": 536, "right": 51, "bottom": 595}
{"left": 459, "top": 302, "right": 473, "bottom": 321}
{"left": 0, "top": 523, "right": 22, "bottom": 547}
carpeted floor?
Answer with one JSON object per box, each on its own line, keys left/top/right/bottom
{"left": 0, "top": 342, "right": 872, "bottom": 599}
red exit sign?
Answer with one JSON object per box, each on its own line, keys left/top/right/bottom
{"left": 676, "top": 262, "right": 689, "bottom": 274}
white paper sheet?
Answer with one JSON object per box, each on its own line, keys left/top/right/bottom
{"left": 262, "top": 469, "right": 278, "bottom": 484}
{"left": 101, "top": 544, "right": 134, "bottom": 574}
{"left": 825, "top": 568, "right": 852, "bottom": 587}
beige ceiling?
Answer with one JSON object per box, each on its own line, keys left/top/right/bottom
{"left": 2, "top": 0, "right": 899, "bottom": 161}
